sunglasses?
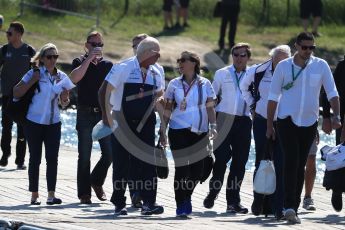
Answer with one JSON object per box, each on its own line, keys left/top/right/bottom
{"left": 45, "top": 55, "right": 59, "bottom": 60}
{"left": 177, "top": 57, "right": 196, "bottom": 63}
{"left": 299, "top": 44, "right": 316, "bottom": 51}
{"left": 6, "top": 31, "right": 12, "bottom": 36}
{"left": 87, "top": 42, "right": 104, "bottom": 47}
{"left": 233, "top": 52, "right": 247, "bottom": 57}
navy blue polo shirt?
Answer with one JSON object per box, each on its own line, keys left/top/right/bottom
{"left": 72, "top": 55, "right": 113, "bottom": 107}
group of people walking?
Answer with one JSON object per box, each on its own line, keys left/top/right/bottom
{"left": 1, "top": 20, "right": 344, "bottom": 224}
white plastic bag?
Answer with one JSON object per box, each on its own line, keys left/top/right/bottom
{"left": 92, "top": 120, "right": 118, "bottom": 141}
{"left": 253, "top": 160, "right": 276, "bottom": 195}
{"left": 321, "top": 144, "right": 345, "bottom": 171}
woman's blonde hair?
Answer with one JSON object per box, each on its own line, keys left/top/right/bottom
{"left": 31, "top": 43, "right": 58, "bottom": 66}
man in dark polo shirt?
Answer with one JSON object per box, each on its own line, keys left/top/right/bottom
{"left": 70, "top": 31, "right": 113, "bottom": 204}
{"left": 0, "top": 21, "right": 35, "bottom": 170}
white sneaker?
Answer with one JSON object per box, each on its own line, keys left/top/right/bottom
{"left": 283, "top": 208, "right": 301, "bottom": 224}
{"left": 303, "top": 197, "right": 316, "bottom": 211}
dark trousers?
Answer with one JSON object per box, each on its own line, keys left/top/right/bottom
{"left": 76, "top": 109, "right": 112, "bottom": 198}
{"left": 219, "top": 4, "right": 240, "bottom": 49}
{"left": 110, "top": 118, "right": 157, "bottom": 207}
{"left": 168, "top": 128, "right": 207, "bottom": 206}
{"left": 23, "top": 120, "right": 61, "bottom": 192}
{"left": 1, "top": 96, "right": 26, "bottom": 165}
{"left": 252, "top": 114, "right": 284, "bottom": 216}
{"left": 277, "top": 117, "right": 317, "bottom": 212}
{"left": 209, "top": 113, "right": 252, "bottom": 205}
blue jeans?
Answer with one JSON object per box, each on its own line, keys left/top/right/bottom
{"left": 24, "top": 120, "right": 61, "bottom": 192}
{"left": 252, "top": 114, "right": 284, "bottom": 216}
{"left": 76, "top": 109, "right": 112, "bottom": 198}
{"left": 209, "top": 113, "right": 252, "bottom": 205}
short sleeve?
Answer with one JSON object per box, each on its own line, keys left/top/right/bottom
{"left": 164, "top": 79, "right": 176, "bottom": 100}
{"left": 72, "top": 57, "right": 82, "bottom": 69}
{"left": 21, "top": 69, "right": 34, "bottom": 83}
{"left": 205, "top": 79, "right": 216, "bottom": 99}
{"left": 105, "top": 64, "right": 125, "bottom": 89}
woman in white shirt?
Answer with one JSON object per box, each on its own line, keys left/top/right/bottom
{"left": 13, "top": 43, "right": 73, "bottom": 205}
{"left": 160, "top": 51, "right": 217, "bottom": 217}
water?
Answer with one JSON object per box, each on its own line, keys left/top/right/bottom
{"left": 3, "top": 108, "right": 336, "bottom": 183}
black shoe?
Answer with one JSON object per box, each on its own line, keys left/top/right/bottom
{"left": 30, "top": 199, "right": 41, "bottom": 205}
{"left": 141, "top": 204, "right": 164, "bottom": 215}
{"left": 203, "top": 193, "right": 217, "bottom": 209}
{"left": 226, "top": 203, "right": 248, "bottom": 214}
{"left": 16, "top": 164, "right": 27, "bottom": 170}
{"left": 80, "top": 195, "right": 92, "bottom": 204}
{"left": 331, "top": 190, "right": 343, "bottom": 212}
{"left": 46, "top": 197, "right": 62, "bottom": 205}
{"left": 0, "top": 157, "right": 8, "bottom": 167}
{"left": 183, "top": 22, "right": 190, "bottom": 28}
{"left": 174, "top": 23, "right": 182, "bottom": 29}
{"left": 251, "top": 197, "right": 263, "bottom": 216}
{"left": 114, "top": 205, "right": 128, "bottom": 216}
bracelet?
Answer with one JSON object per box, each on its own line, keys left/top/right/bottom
{"left": 209, "top": 123, "right": 217, "bottom": 129}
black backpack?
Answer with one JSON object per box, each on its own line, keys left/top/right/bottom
{"left": 7, "top": 76, "right": 40, "bottom": 125}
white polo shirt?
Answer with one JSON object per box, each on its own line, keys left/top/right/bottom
{"left": 213, "top": 65, "right": 250, "bottom": 116}
{"left": 268, "top": 55, "right": 338, "bottom": 127}
{"left": 164, "top": 75, "right": 216, "bottom": 133}
{"left": 22, "top": 66, "right": 73, "bottom": 125}
{"left": 241, "top": 60, "right": 277, "bottom": 119}
{"left": 105, "top": 56, "right": 164, "bottom": 112}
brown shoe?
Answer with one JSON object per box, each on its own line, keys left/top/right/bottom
{"left": 91, "top": 185, "right": 107, "bottom": 201}
{"left": 80, "top": 195, "right": 92, "bottom": 204}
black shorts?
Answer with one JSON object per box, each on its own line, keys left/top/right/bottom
{"left": 163, "top": 0, "right": 174, "bottom": 12}
{"left": 300, "top": 0, "right": 323, "bottom": 19}
{"left": 179, "top": 0, "right": 190, "bottom": 8}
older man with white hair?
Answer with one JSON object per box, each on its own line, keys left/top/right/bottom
{"left": 240, "top": 44, "right": 291, "bottom": 220}
{"left": 98, "top": 37, "right": 164, "bottom": 216}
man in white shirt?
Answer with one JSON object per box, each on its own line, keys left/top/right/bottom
{"left": 98, "top": 37, "right": 164, "bottom": 216}
{"left": 266, "top": 32, "right": 341, "bottom": 224}
{"left": 203, "top": 43, "right": 252, "bottom": 214}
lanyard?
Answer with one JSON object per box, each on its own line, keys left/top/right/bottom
{"left": 141, "top": 69, "right": 147, "bottom": 85}
{"left": 181, "top": 76, "right": 197, "bottom": 98}
{"left": 291, "top": 64, "right": 304, "bottom": 82}
{"left": 233, "top": 70, "right": 245, "bottom": 89}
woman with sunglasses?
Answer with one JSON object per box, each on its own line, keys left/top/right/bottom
{"left": 160, "top": 51, "right": 217, "bottom": 217}
{"left": 13, "top": 43, "right": 74, "bottom": 205}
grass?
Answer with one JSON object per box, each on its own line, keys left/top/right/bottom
{"left": 1, "top": 0, "right": 345, "bottom": 69}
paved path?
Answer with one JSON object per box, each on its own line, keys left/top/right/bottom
{"left": 0, "top": 145, "right": 345, "bottom": 230}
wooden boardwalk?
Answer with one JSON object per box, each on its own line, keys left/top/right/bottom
{"left": 0, "top": 145, "right": 344, "bottom": 230}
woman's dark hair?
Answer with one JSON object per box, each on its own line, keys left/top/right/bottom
{"left": 180, "top": 51, "right": 201, "bottom": 74}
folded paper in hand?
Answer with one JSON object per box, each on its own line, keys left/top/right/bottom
{"left": 52, "top": 77, "right": 75, "bottom": 94}
{"left": 92, "top": 120, "right": 118, "bottom": 141}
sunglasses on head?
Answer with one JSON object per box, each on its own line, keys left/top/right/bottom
{"left": 177, "top": 57, "right": 196, "bottom": 63}
{"left": 233, "top": 52, "right": 247, "bottom": 57}
{"left": 6, "top": 31, "right": 12, "bottom": 36}
{"left": 298, "top": 44, "right": 316, "bottom": 51}
{"left": 87, "top": 42, "right": 104, "bottom": 47}
{"left": 45, "top": 55, "right": 59, "bottom": 60}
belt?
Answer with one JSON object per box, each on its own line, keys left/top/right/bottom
{"left": 77, "top": 105, "right": 101, "bottom": 113}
